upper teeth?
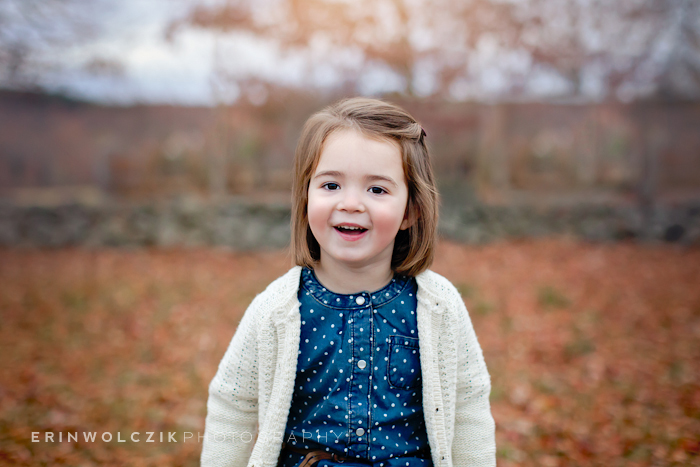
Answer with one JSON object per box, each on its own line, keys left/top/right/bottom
{"left": 340, "top": 226, "right": 362, "bottom": 230}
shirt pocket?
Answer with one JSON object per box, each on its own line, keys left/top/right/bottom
{"left": 387, "top": 335, "right": 421, "bottom": 390}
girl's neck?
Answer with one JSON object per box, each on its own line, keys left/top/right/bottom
{"left": 313, "top": 259, "right": 394, "bottom": 295}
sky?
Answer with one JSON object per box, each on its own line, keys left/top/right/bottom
{"left": 17, "top": 0, "right": 569, "bottom": 106}
{"left": 6, "top": 0, "right": 693, "bottom": 106}
{"left": 42, "top": 0, "right": 234, "bottom": 105}
{"left": 34, "top": 0, "right": 380, "bottom": 105}
{"left": 39, "top": 0, "right": 434, "bottom": 105}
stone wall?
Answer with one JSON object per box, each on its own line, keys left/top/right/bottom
{"left": 0, "top": 198, "right": 291, "bottom": 249}
{"left": 1, "top": 197, "right": 698, "bottom": 248}
{"left": 440, "top": 202, "right": 700, "bottom": 244}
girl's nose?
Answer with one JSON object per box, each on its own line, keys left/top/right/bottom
{"left": 337, "top": 188, "right": 365, "bottom": 212}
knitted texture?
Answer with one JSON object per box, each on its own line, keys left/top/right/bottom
{"left": 201, "top": 266, "right": 496, "bottom": 467}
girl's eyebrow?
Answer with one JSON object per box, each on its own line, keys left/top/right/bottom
{"left": 365, "top": 174, "right": 398, "bottom": 187}
{"left": 313, "top": 170, "right": 343, "bottom": 179}
{"left": 313, "top": 171, "right": 398, "bottom": 188}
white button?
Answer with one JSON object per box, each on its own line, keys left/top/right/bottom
{"left": 356, "top": 428, "right": 365, "bottom": 436}
{"left": 355, "top": 296, "right": 365, "bottom": 305}
{"left": 357, "top": 359, "right": 367, "bottom": 369}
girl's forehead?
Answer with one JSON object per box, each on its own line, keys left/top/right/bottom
{"left": 314, "top": 130, "right": 403, "bottom": 172}
{"left": 314, "top": 129, "right": 403, "bottom": 169}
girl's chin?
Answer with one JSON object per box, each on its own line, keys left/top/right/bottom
{"left": 321, "top": 248, "right": 395, "bottom": 268}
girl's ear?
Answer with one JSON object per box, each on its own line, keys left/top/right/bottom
{"left": 399, "top": 203, "right": 417, "bottom": 230}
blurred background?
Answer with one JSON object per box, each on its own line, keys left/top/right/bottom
{"left": 1, "top": 0, "right": 699, "bottom": 466}
{"left": 1, "top": 0, "right": 699, "bottom": 247}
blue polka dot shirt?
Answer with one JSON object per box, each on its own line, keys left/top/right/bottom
{"left": 279, "top": 267, "right": 432, "bottom": 467}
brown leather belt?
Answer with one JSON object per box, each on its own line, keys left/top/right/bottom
{"left": 282, "top": 443, "right": 350, "bottom": 466}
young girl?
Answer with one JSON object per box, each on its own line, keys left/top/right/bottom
{"left": 201, "top": 98, "right": 495, "bottom": 467}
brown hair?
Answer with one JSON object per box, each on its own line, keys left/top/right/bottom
{"left": 290, "top": 97, "right": 439, "bottom": 276}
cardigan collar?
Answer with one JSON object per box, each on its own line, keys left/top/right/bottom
{"left": 270, "top": 265, "right": 446, "bottom": 322}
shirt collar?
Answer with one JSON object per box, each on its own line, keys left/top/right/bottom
{"left": 301, "top": 267, "right": 411, "bottom": 309}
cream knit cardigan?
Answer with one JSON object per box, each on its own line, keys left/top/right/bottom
{"left": 201, "top": 266, "right": 496, "bottom": 467}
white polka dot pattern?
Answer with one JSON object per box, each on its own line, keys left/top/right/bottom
{"left": 279, "top": 268, "right": 430, "bottom": 466}
{"left": 201, "top": 267, "right": 495, "bottom": 467}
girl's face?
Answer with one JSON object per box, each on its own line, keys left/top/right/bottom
{"left": 307, "top": 129, "right": 410, "bottom": 273}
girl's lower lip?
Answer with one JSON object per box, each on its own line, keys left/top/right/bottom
{"left": 334, "top": 227, "right": 368, "bottom": 242}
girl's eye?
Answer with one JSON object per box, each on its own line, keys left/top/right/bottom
{"left": 369, "top": 186, "right": 387, "bottom": 195}
{"left": 322, "top": 182, "right": 340, "bottom": 190}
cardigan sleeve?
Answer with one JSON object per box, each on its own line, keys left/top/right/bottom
{"left": 450, "top": 290, "right": 496, "bottom": 467}
{"left": 201, "top": 297, "right": 262, "bottom": 467}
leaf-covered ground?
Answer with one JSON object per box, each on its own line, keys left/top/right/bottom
{"left": 1, "top": 240, "right": 698, "bottom": 466}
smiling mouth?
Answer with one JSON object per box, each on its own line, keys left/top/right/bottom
{"left": 334, "top": 225, "right": 368, "bottom": 235}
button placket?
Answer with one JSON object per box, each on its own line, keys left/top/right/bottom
{"left": 348, "top": 296, "right": 372, "bottom": 455}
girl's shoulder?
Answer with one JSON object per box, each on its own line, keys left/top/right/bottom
{"left": 414, "top": 269, "right": 468, "bottom": 316}
{"left": 415, "top": 270, "right": 474, "bottom": 325}
{"left": 415, "top": 268, "right": 461, "bottom": 301}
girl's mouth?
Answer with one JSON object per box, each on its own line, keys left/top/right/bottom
{"left": 334, "top": 226, "right": 367, "bottom": 234}
{"left": 334, "top": 225, "right": 368, "bottom": 240}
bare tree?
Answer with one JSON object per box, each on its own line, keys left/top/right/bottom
{"left": 170, "top": 0, "right": 700, "bottom": 101}
{"left": 506, "top": 0, "right": 700, "bottom": 100}
{"left": 0, "top": 0, "right": 114, "bottom": 89}
{"left": 167, "top": 0, "right": 522, "bottom": 98}
{"left": 654, "top": 0, "right": 700, "bottom": 99}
